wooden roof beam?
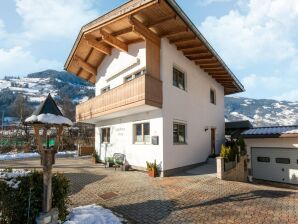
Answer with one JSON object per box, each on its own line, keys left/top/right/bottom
{"left": 100, "top": 29, "right": 128, "bottom": 52}
{"left": 111, "top": 27, "right": 133, "bottom": 36}
{"left": 204, "top": 68, "right": 226, "bottom": 73}
{"left": 188, "top": 53, "right": 213, "bottom": 60}
{"left": 161, "top": 27, "right": 189, "bottom": 37}
{"left": 147, "top": 15, "right": 176, "bottom": 28}
{"left": 129, "top": 16, "right": 160, "bottom": 46}
{"left": 73, "top": 55, "right": 97, "bottom": 76}
{"left": 195, "top": 58, "right": 217, "bottom": 64}
{"left": 170, "top": 36, "right": 197, "bottom": 44}
{"left": 177, "top": 44, "right": 203, "bottom": 51}
{"left": 184, "top": 50, "right": 209, "bottom": 56}
{"left": 84, "top": 35, "right": 111, "bottom": 55}
{"left": 199, "top": 64, "right": 221, "bottom": 69}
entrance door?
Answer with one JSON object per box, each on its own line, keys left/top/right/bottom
{"left": 211, "top": 128, "right": 216, "bottom": 155}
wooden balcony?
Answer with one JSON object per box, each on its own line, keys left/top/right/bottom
{"left": 76, "top": 75, "right": 162, "bottom": 122}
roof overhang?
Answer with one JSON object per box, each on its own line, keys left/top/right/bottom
{"left": 64, "top": 0, "right": 244, "bottom": 95}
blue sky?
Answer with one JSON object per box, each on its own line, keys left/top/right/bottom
{"left": 0, "top": 0, "right": 298, "bottom": 102}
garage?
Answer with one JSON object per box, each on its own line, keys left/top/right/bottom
{"left": 251, "top": 147, "right": 298, "bottom": 184}
{"left": 242, "top": 125, "right": 298, "bottom": 185}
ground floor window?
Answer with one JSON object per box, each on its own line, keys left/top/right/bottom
{"left": 101, "top": 127, "right": 110, "bottom": 143}
{"left": 173, "top": 122, "right": 186, "bottom": 144}
{"left": 134, "top": 122, "right": 150, "bottom": 144}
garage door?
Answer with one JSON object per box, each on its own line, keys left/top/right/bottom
{"left": 251, "top": 147, "right": 298, "bottom": 185}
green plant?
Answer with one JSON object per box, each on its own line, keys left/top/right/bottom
{"left": 220, "top": 144, "right": 239, "bottom": 162}
{"left": 0, "top": 171, "right": 70, "bottom": 224}
{"left": 106, "top": 157, "right": 114, "bottom": 163}
{"left": 92, "top": 151, "right": 99, "bottom": 163}
{"left": 146, "top": 160, "right": 157, "bottom": 171}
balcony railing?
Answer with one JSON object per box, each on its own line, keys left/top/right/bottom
{"left": 76, "top": 74, "right": 162, "bottom": 122}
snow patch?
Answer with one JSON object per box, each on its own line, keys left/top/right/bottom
{"left": 25, "top": 114, "right": 73, "bottom": 126}
{"left": 64, "top": 204, "right": 122, "bottom": 224}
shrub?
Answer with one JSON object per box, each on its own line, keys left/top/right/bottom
{"left": 0, "top": 170, "right": 70, "bottom": 224}
{"left": 220, "top": 145, "right": 238, "bottom": 162}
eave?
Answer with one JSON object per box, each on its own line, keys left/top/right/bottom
{"left": 64, "top": 0, "right": 244, "bottom": 95}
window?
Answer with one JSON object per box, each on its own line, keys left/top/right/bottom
{"left": 276, "top": 158, "right": 290, "bottom": 164}
{"left": 257, "top": 157, "right": 270, "bottom": 163}
{"left": 125, "top": 69, "right": 145, "bottom": 82}
{"left": 173, "top": 122, "right": 186, "bottom": 144}
{"left": 101, "top": 86, "right": 110, "bottom": 94}
{"left": 210, "top": 89, "right": 216, "bottom": 104}
{"left": 173, "top": 67, "right": 185, "bottom": 90}
{"left": 101, "top": 127, "right": 110, "bottom": 143}
{"left": 134, "top": 123, "right": 150, "bottom": 144}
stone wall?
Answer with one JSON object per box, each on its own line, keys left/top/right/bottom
{"left": 216, "top": 155, "right": 248, "bottom": 182}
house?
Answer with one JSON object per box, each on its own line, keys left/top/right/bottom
{"left": 64, "top": 0, "right": 244, "bottom": 176}
{"left": 242, "top": 126, "right": 298, "bottom": 185}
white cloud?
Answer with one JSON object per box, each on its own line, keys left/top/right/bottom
{"left": 15, "top": 0, "right": 99, "bottom": 39}
{"left": 0, "top": 46, "right": 61, "bottom": 76}
{"left": 242, "top": 74, "right": 282, "bottom": 90}
{"left": 199, "top": 0, "right": 298, "bottom": 68}
{"left": 197, "top": 0, "right": 232, "bottom": 6}
{"left": 274, "top": 90, "right": 298, "bottom": 102}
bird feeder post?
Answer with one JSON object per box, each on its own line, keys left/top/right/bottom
{"left": 25, "top": 94, "right": 72, "bottom": 224}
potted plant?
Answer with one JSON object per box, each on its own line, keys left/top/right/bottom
{"left": 146, "top": 160, "right": 158, "bottom": 177}
{"left": 106, "top": 157, "right": 114, "bottom": 167}
{"left": 91, "top": 151, "right": 99, "bottom": 164}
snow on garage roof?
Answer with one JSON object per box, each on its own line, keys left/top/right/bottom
{"left": 241, "top": 125, "right": 298, "bottom": 138}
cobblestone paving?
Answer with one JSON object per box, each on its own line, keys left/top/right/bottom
{"left": 2, "top": 157, "right": 298, "bottom": 224}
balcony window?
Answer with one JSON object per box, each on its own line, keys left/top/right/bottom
{"left": 173, "top": 122, "right": 186, "bottom": 144}
{"left": 101, "top": 127, "right": 110, "bottom": 143}
{"left": 173, "top": 67, "right": 185, "bottom": 90}
{"left": 125, "top": 69, "right": 145, "bottom": 82}
{"left": 134, "top": 122, "right": 150, "bottom": 144}
{"left": 210, "top": 89, "right": 216, "bottom": 105}
{"left": 101, "top": 86, "right": 110, "bottom": 94}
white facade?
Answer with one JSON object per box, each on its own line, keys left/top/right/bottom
{"left": 94, "top": 38, "right": 225, "bottom": 175}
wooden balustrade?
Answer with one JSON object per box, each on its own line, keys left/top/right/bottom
{"left": 76, "top": 75, "right": 162, "bottom": 122}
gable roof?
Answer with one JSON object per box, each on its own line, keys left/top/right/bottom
{"left": 241, "top": 125, "right": 298, "bottom": 138}
{"left": 64, "top": 0, "right": 244, "bottom": 95}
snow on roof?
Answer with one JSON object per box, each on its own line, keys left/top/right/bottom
{"left": 241, "top": 125, "right": 298, "bottom": 138}
{"left": 25, "top": 114, "right": 73, "bottom": 126}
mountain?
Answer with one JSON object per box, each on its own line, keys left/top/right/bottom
{"left": 0, "top": 69, "right": 95, "bottom": 120}
{"left": 0, "top": 70, "right": 297, "bottom": 127}
{"left": 225, "top": 96, "right": 298, "bottom": 127}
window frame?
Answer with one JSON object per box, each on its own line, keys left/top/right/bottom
{"left": 173, "top": 67, "right": 186, "bottom": 91}
{"left": 101, "top": 85, "right": 110, "bottom": 94}
{"left": 173, "top": 122, "right": 187, "bottom": 145}
{"left": 124, "top": 69, "right": 146, "bottom": 83}
{"left": 257, "top": 157, "right": 270, "bottom": 163}
{"left": 101, "top": 127, "right": 110, "bottom": 143}
{"left": 133, "top": 122, "right": 150, "bottom": 144}
{"left": 275, "top": 158, "right": 290, "bottom": 164}
{"left": 210, "top": 88, "right": 216, "bottom": 105}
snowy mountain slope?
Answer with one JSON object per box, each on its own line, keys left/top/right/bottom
{"left": 0, "top": 69, "right": 95, "bottom": 118}
{"left": 225, "top": 97, "right": 298, "bottom": 127}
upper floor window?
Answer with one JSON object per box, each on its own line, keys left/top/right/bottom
{"left": 101, "top": 127, "right": 110, "bottom": 143}
{"left": 125, "top": 69, "right": 145, "bottom": 83}
{"left": 173, "top": 122, "right": 186, "bottom": 144}
{"left": 134, "top": 122, "right": 150, "bottom": 144}
{"left": 173, "top": 67, "right": 185, "bottom": 90}
{"left": 101, "top": 86, "right": 110, "bottom": 94}
{"left": 210, "top": 89, "right": 216, "bottom": 105}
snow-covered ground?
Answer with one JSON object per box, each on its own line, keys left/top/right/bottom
{"left": 64, "top": 204, "right": 122, "bottom": 224}
{"left": 0, "top": 151, "right": 77, "bottom": 161}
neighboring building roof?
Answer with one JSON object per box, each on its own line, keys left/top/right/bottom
{"left": 225, "top": 120, "right": 253, "bottom": 139}
{"left": 241, "top": 125, "right": 298, "bottom": 138}
{"left": 64, "top": 0, "right": 244, "bottom": 95}
{"left": 226, "top": 120, "right": 253, "bottom": 130}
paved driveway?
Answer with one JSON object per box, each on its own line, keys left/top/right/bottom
{"left": 1, "top": 157, "right": 298, "bottom": 224}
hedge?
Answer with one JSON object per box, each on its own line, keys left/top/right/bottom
{"left": 0, "top": 170, "right": 70, "bottom": 224}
